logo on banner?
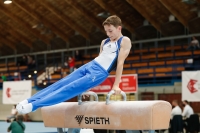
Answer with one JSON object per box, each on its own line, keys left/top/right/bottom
{"left": 187, "top": 79, "right": 198, "bottom": 93}
{"left": 6, "top": 87, "right": 11, "bottom": 98}
{"left": 3, "top": 80, "right": 32, "bottom": 104}
{"left": 75, "top": 115, "right": 110, "bottom": 125}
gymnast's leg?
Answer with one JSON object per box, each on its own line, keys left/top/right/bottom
{"left": 18, "top": 61, "right": 108, "bottom": 114}
{"left": 17, "top": 62, "right": 91, "bottom": 107}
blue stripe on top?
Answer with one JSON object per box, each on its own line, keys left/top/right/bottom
{"left": 107, "top": 36, "right": 123, "bottom": 73}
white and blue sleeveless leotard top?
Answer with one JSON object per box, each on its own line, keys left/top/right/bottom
{"left": 94, "top": 36, "right": 123, "bottom": 73}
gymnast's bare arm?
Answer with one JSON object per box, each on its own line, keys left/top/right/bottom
{"left": 112, "top": 37, "right": 131, "bottom": 94}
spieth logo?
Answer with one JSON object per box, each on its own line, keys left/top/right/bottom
{"left": 187, "top": 79, "right": 198, "bottom": 93}
{"left": 75, "top": 115, "right": 110, "bottom": 125}
{"left": 75, "top": 115, "right": 84, "bottom": 125}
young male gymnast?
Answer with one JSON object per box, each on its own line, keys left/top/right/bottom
{"left": 17, "top": 15, "right": 132, "bottom": 114}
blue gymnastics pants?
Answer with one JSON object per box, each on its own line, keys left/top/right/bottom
{"left": 28, "top": 60, "right": 109, "bottom": 111}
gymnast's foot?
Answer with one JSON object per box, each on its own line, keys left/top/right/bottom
{"left": 16, "top": 103, "right": 22, "bottom": 111}
{"left": 17, "top": 103, "right": 33, "bottom": 114}
{"left": 16, "top": 99, "right": 28, "bottom": 111}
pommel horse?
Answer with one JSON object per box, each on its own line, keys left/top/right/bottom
{"left": 41, "top": 91, "right": 172, "bottom": 133}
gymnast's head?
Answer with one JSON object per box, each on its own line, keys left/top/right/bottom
{"left": 102, "top": 15, "right": 122, "bottom": 41}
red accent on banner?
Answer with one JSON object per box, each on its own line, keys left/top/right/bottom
{"left": 91, "top": 74, "right": 137, "bottom": 93}
{"left": 187, "top": 79, "right": 198, "bottom": 93}
{"left": 6, "top": 88, "right": 11, "bottom": 98}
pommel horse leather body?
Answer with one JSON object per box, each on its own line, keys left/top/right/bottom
{"left": 41, "top": 100, "right": 171, "bottom": 130}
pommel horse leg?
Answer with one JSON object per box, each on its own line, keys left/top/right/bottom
{"left": 57, "top": 128, "right": 64, "bottom": 133}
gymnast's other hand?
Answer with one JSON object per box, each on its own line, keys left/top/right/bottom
{"left": 82, "top": 94, "right": 89, "bottom": 99}
{"left": 112, "top": 85, "right": 121, "bottom": 95}
{"left": 82, "top": 90, "right": 91, "bottom": 99}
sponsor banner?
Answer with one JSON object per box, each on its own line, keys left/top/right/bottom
{"left": 182, "top": 71, "right": 200, "bottom": 101}
{"left": 90, "top": 74, "right": 138, "bottom": 93}
{"left": 3, "top": 80, "right": 32, "bottom": 104}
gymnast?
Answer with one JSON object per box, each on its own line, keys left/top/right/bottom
{"left": 16, "top": 15, "right": 132, "bottom": 114}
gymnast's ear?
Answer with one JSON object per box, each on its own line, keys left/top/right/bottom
{"left": 117, "top": 26, "right": 122, "bottom": 31}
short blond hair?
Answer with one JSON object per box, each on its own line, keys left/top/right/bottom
{"left": 102, "top": 15, "right": 122, "bottom": 27}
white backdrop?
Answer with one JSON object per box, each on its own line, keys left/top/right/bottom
{"left": 182, "top": 71, "right": 200, "bottom": 101}
{"left": 2, "top": 80, "right": 32, "bottom": 104}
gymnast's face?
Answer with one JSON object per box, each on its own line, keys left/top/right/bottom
{"left": 104, "top": 24, "right": 121, "bottom": 41}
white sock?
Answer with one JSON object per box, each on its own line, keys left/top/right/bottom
{"left": 22, "top": 103, "right": 33, "bottom": 114}
{"left": 19, "top": 99, "right": 28, "bottom": 105}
